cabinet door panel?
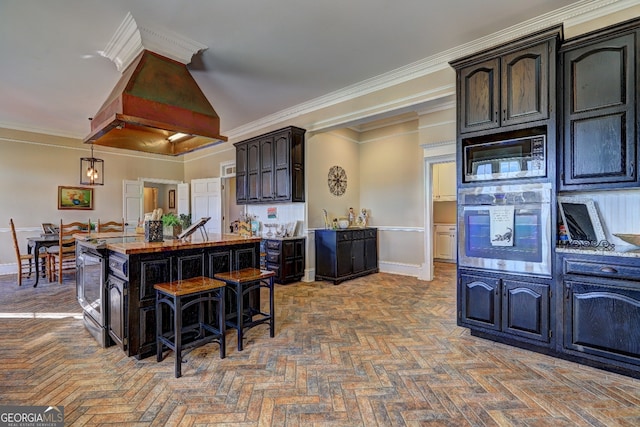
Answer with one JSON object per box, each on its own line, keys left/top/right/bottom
{"left": 235, "top": 144, "right": 248, "bottom": 203}
{"left": 108, "top": 275, "right": 127, "bottom": 350}
{"left": 247, "top": 141, "right": 260, "bottom": 201}
{"left": 502, "top": 280, "right": 549, "bottom": 342}
{"left": 208, "top": 251, "right": 231, "bottom": 276}
{"left": 351, "top": 238, "right": 365, "bottom": 273}
{"left": 572, "top": 45, "right": 627, "bottom": 112}
{"left": 176, "top": 252, "right": 205, "bottom": 280}
{"left": 572, "top": 114, "right": 626, "bottom": 178}
{"left": 459, "top": 58, "right": 500, "bottom": 133}
{"left": 336, "top": 240, "right": 352, "bottom": 277}
{"left": 260, "top": 137, "right": 274, "bottom": 200}
{"left": 565, "top": 279, "right": 640, "bottom": 365}
{"left": 273, "top": 133, "right": 290, "bottom": 200}
{"left": 501, "top": 42, "right": 548, "bottom": 124}
{"left": 364, "top": 237, "right": 378, "bottom": 271}
{"left": 139, "top": 258, "right": 171, "bottom": 302}
{"left": 562, "top": 32, "right": 637, "bottom": 189}
{"left": 138, "top": 305, "right": 157, "bottom": 357}
{"left": 460, "top": 274, "right": 500, "bottom": 330}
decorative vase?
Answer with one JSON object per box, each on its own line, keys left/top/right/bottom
{"left": 144, "top": 220, "right": 163, "bottom": 242}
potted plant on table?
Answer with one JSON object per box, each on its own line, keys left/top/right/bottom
{"left": 162, "top": 213, "right": 183, "bottom": 239}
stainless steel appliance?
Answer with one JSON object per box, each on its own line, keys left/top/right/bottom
{"left": 76, "top": 240, "right": 111, "bottom": 347}
{"left": 464, "top": 134, "right": 546, "bottom": 182}
{"left": 458, "top": 183, "right": 552, "bottom": 276}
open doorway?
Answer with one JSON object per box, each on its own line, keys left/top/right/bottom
{"left": 422, "top": 141, "right": 456, "bottom": 281}
{"left": 143, "top": 181, "right": 178, "bottom": 215}
{"left": 222, "top": 176, "right": 243, "bottom": 233}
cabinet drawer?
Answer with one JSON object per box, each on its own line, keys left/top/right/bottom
{"left": 108, "top": 255, "right": 128, "bottom": 280}
{"left": 266, "top": 252, "right": 279, "bottom": 263}
{"left": 364, "top": 229, "right": 377, "bottom": 239}
{"left": 563, "top": 259, "right": 640, "bottom": 281}
{"left": 352, "top": 230, "right": 365, "bottom": 240}
{"left": 265, "top": 263, "right": 280, "bottom": 276}
{"left": 265, "top": 240, "right": 281, "bottom": 250}
{"left": 338, "top": 231, "right": 353, "bottom": 241}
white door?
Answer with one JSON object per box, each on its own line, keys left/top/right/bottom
{"left": 123, "top": 180, "right": 143, "bottom": 233}
{"left": 191, "top": 178, "right": 222, "bottom": 236}
{"left": 177, "top": 183, "right": 189, "bottom": 216}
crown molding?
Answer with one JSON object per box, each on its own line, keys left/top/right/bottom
{"left": 227, "top": 0, "right": 627, "bottom": 139}
{"left": 101, "top": 12, "right": 144, "bottom": 72}
{"left": 101, "top": 12, "right": 208, "bottom": 72}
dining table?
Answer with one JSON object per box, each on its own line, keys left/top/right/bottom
{"left": 26, "top": 234, "right": 59, "bottom": 288}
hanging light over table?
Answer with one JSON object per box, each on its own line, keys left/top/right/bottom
{"left": 80, "top": 144, "right": 104, "bottom": 186}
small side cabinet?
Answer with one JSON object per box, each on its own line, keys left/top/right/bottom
{"left": 263, "top": 238, "right": 305, "bottom": 284}
{"left": 315, "top": 228, "right": 378, "bottom": 285}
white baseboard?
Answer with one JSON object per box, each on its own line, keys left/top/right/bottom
{"left": 303, "top": 268, "right": 315, "bottom": 282}
{"left": 0, "top": 263, "right": 17, "bottom": 276}
{"left": 379, "top": 261, "right": 423, "bottom": 278}
{"left": 301, "top": 262, "right": 423, "bottom": 283}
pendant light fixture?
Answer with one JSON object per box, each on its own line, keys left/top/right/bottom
{"left": 80, "top": 144, "right": 104, "bottom": 186}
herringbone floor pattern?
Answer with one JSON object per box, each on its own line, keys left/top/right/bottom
{"left": 1, "top": 264, "right": 640, "bottom": 426}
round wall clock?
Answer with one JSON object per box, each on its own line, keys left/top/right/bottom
{"left": 328, "top": 165, "right": 347, "bottom": 196}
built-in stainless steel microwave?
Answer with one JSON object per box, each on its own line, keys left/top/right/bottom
{"left": 464, "top": 135, "right": 546, "bottom": 182}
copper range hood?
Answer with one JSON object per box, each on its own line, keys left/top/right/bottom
{"left": 83, "top": 50, "right": 227, "bottom": 156}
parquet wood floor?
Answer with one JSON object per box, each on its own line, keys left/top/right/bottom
{"left": 1, "top": 264, "right": 639, "bottom": 426}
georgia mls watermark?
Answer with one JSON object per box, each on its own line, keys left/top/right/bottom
{"left": 0, "top": 406, "right": 64, "bottom": 427}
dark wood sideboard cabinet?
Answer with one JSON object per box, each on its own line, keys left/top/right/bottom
{"left": 559, "top": 18, "right": 639, "bottom": 191}
{"left": 315, "top": 228, "right": 378, "bottom": 285}
{"left": 263, "top": 238, "right": 305, "bottom": 284}
{"left": 235, "top": 126, "right": 306, "bottom": 204}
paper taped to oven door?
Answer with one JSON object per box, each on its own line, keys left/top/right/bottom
{"left": 489, "top": 205, "right": 514, "bottom": 246}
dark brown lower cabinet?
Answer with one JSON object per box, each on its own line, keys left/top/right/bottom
{"left": 107, "top": 242, "right": 259, "bottom": 359}
{"left": 560, "top": 253, "right": 640, "bottom": 371}
{"left": 458, "top": 269, "right": 552, "bottom": 345}
{"left": 264, "top": 238, "right": 305, "bottom": 284}
{"left": 315, "top": 228, "right": 378, "bottom": 285}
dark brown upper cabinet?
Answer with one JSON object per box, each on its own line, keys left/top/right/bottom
{"left": 452, "top": 26, "right": 561, "bottom": 135}
{"left": 559, "top": 19, "right": 639, "bottom": 191}
{"left": 235, "top": 126, "right": 306, "bottom": 204}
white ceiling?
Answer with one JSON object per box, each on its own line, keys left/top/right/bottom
{"left": 0, "top": 0, "right": 614, "bottom": 141}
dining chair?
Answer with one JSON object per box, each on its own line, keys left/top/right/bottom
{"left": 47, "top": 219, "right": 89, "bottom": 284}
{"left": 9, "top": 218, "right": 47, "bottom": 286}
{"left": 97, "top": 218, "right": 124, "bottom": 232}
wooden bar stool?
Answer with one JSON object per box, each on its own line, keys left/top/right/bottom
{"left": 214, "top": 268, "right": 275, "bottom": 351}
{"left": 154, "top": 276, "right": 226, "bottom": 378}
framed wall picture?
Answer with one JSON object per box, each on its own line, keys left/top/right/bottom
{"left": 58, "top": 186, "right": 94, "bottom": 210}
{"left": 168, "top": 189, "right": 176, "bottom": 209}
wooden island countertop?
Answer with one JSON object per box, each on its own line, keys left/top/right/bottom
{"left": 76, "top": 232, "right": 261, "bottom": 255}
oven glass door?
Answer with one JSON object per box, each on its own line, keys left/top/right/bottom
{"left": 458, "top": 203, "right": 551, "bottom": 276}
{"left": 77, "top": 251, "right": 104, "bottom": 325}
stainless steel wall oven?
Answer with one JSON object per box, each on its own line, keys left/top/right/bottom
{"left": 458, "top": 183, "right": 552, "bottom": 276}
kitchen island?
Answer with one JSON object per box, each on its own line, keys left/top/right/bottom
{"left": 78, "top": 232, "right": 261, "bottom": 359}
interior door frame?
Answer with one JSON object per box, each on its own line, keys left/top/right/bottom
{"left": 422, "top": 141, "right": 456, "bottom": 281}
{"left": 123, "top": 177, "right": 186, "bottom": 229}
